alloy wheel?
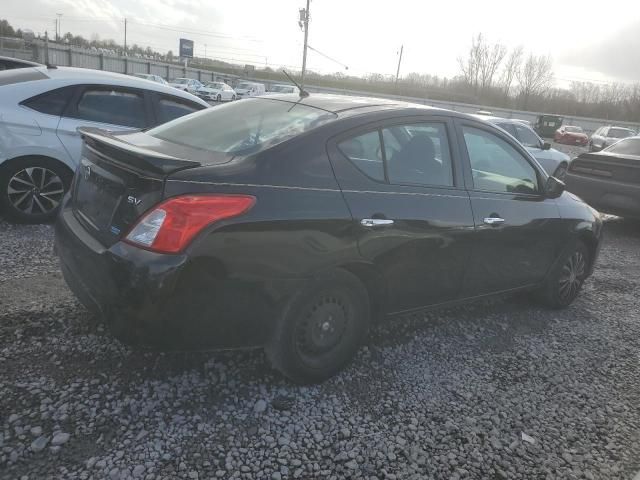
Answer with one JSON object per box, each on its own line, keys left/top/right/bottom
{"left": 558, "top": 250, "right": 586, "bottom": 302}
{"left": 7, "top": 167, "right": 65, "bottom": 215}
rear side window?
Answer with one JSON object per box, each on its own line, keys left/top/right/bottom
{"left": 0, "top": 68, "right": 47, "bottom": 86}
{"left": 156, "top": 96, "right": 204, "bottom": 124}
{"left": 21, "top": 86, "right": 76, "bottom": 116}
{"left": 74, "top": 88, "right": 146, "bottom": 128}
{"left": 338, "top": 122, "right": 454, "bottom": 187}
{"left": 496, "top": 122, "right": 517, "bottom": 137}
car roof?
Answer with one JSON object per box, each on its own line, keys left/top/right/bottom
{"left": 0, "top": 66, "right": 209, "bottom": 107}
{"left": 472, "top": 114, "right": 520, "bottom": 124}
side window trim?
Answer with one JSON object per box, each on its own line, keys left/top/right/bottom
{"left": 455, "top": 119, "right": 545, "bottom": 196}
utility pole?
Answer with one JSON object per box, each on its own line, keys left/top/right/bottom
{"left": 204, "top": 43, "right": 207, "bottom": 59}
{"left": 299, "top": 0, "right": 310, "bottom": 88}
{"left": 124, "top": 18, "right": 127, "bottom": 55}
{"left": 395, "top": 44, "right": 403, "bottom": 84}
{"left": 56, "top": 13, "right": 62, "bottom": 41}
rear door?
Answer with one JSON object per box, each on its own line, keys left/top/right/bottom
{"left": 455, "top": 119, "right": 566, "bottom": 295}
{"left": 328, "top": 114, "right": 475, "bottom": 313}
{"left": 57, "top": 85, "right": 153, "bottom": 166}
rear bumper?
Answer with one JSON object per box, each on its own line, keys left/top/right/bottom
{"left": 565, "top": 173, "right": 640, "bottom": 219}
{"left": 55, "top": 198, "right": 290, "bottom": 348}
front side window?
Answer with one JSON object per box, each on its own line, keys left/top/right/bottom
{"left": 462, "top": 126, "right": 539, "bottom": 195}
{"left": 22, "top": 86, "right": 76, "bottom": 116}
{"left": 74, "top": 88, "right": 146, "bottom": 128}
{"left": 604, "top": 137, "right": 640, "bottom": 156}
{"left": 148, "top": 98, "right": 336, "bottom": 155}
{"left": 338, "top": 131, "right": 385, "bottom": 181}
{"left": 514, "top": 123, "right": 542, "bottom": 148}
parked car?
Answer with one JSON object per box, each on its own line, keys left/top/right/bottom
{"left": 197, "top": 81, "right": 236, "bottom": 102}
{"left": 169, "top": 78, "right": 203, "bottom": 95}
{"left": 268, "top": 84, "right": 301, "bottom": 95}
{"left": 478, "top": 116, "right": 571, "bottom": 179}
{"left": 0, "top": 56, "right": 42, "bottom": 71}
{"left": 565, "top": 136, "right": 640, "bottom": 219}
{"left": 133, "top": 73, "right": 168, "bottom": 85}
{"left": 554, "top": 125, "right": 589, "bottom": 146}
{"left": 234, "top": 81, "right": 266, "bottom": 98}
{"left": 55, "top": 94, "right": 602, "bottom": 383}
{"left": 534, "top": 114, "right": 563, "bottom": 138}
{"left": 0, "top": 66, "right": 209, "bottom": 223}
{"left": 589, "top": 126, "right": 635, "bottom": 152}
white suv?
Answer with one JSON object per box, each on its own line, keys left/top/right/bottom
{"left": 0, "top": 66, "right": 209, "bottom": 223}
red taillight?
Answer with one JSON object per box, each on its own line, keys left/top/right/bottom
{"left": 124, "top": 194, "right": 255, "bottom": 254}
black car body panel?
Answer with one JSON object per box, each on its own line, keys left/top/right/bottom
{"left": 55, "top": 94, "right": 603, "bottom": 349}
{"left": 565, "top": 150, "right": 640, "bottom": 219}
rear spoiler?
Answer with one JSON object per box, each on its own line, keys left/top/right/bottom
{"left": 79, "top": 127, "right": 201, "bottom": 175}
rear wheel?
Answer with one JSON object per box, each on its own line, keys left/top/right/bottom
{"left": 266, "top": 269, "right": 370, "bottom": 384}
{"left": 0, "top": 157, "right": 72, "bottom": 223}
{"left": 232, "top": 94, "right": 236, "bottom": 101}
{"left": 216, "top": 94, "right": 221, "bottom": 102}
{"left": 537, "top": 242, "right": 589, "bottom": 309}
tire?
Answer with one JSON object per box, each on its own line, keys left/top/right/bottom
{"left": 232, "top": 95, "right": 236, "bottom": 101}
{"left": 0, "top": 157, "right": 72, "bottom": 223}
{"left": 265, "top": 269, "right": 370, "bottom": 384}
{"left": 537, "top": 241, "right": 590, "bottom": 309}
{"left": 216, "top": 94, "right": 221, "bottom": 102}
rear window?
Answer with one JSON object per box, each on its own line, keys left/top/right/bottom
{"left": 147, "top": 98, "right": 337, "bottom": 155}
{"left": 604, "top": 138, "right": 640, "bottom": 156}
{"left": 608, "top": 128, "right": 634, "bottom": 139}
{"left": 0, "top": 68, "right": 47, "bottom": 86}
{"left": 21, "top": 86, "right": 76, "bottom": 116}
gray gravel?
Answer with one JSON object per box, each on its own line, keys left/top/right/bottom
{"left": 2, "top": 175, "right": 640, "bottom": 479}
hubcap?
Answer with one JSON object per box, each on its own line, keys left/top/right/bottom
{"left": 558, "top": 250, "right": 586, "bottom": 302}
{"left": 296, "top": 295, "right": 348, "bottom": 356}
{"left": 7, "top": 167, "right": 65, "bottom": 215}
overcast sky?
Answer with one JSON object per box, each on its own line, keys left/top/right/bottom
{"left": 4, "top": 0, "right": 640, "bottom": 87}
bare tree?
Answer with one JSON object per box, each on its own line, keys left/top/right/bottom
{"left": 516, "top": 54, "right": 554, "bottom": 109}
{"left": 501, "top": 46, "right": 523, "bottom": 98}
{"left": 478, "top": 42, "right": 507, "bottom": 91}
{"left": 457, "top": 33, "right": 485, "bottom": 93}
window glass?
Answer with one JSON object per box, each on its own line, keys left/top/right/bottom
{"left": 338, "top": 131, "right": 384, "bottom": 181}
{"left": 384, "top": 123, "right": 453, "bottom": 187}
{"left": 514, "top": 123, "right": 541, "bottom": 148}
{"left": 608, "top": 128, "right": 634, "bottom": 139}
{"left": 22, "top": 86, "right": 76, "bottom": 116}
{"left": 75, "top": 88, "right": 146, "bottom": 128}
{"left": 157, "top": 96, "right": 203, "bottom": 124}
{"left": 496, "top": 122, "right": 517, "bottom": 137}
{"left": 148, "top": 97, "right": 337, "bottom": 155}
{"left": 604, "top": 137, "right": 640, "bottom": 156}
{"left": 462, "top": 126, "right": 539, "bottom": 195}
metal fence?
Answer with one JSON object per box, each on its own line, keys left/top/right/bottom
{"left": 2, "top": 43, "right": 639, "bottom": 134}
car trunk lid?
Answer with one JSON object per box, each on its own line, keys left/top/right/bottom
{"left": 569, "top": 152, "right": 640, "bottom": 184}
{"left": 71, "top": 128, "right": 220, "bottom": 247}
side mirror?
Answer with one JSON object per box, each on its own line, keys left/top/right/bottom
{"left": 542, "top": 142, "right": 551, "bottom": 150}
{"left": 546, "top": 175, "right": 565, "bottom": 199}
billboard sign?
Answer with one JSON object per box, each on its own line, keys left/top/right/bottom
{"left": 179, "top": 38, "right": 194, "bottom": 58}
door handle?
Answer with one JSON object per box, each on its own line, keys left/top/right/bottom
{"left": 361, "top": 218, "right": 394, "bottom": 228}
{"left": 483, "top": 216, "right": 505, "bottom": 226}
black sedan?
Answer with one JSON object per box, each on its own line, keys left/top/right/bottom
{"left": 55, "top": 94, "right": 602, "bottom": 383}
{"left": 565, "top": 136, "right": 640, "bottom": 219}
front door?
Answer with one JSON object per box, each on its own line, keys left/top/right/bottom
{"left": 328, "top": 115, "right": 475, "bottom": 314}
{"left": 455, "top": 120, "right": 567, "bottom": 296}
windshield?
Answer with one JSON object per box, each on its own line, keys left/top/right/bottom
{"left": 608, "top": 128, "right": 635, "bottom": 138}
{"left": 565, "top": 126, "right": 582, "bottom": 133}
{"left": 172, "top": 78, "right": 188, "bottom": 84}
{"left": 605, "top": 137, "right": 640, "bottom": 155}
{"left": 148, "top": 98, "right": 337, "bottom": 155}
{"left": 271, "top": 85, "right": 294, "bottom": 93}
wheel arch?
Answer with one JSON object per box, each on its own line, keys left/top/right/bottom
{"left": 577, "top": 229, "right": 599, "bottom": 275}
{"left": 0, "top": 154, "right": 75, "bottom": 182}
{"left": 337, "top": 262, "right": 387, "bottom": 323}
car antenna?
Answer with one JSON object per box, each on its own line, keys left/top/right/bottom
{"left": 282, "top": 69, "right": 309, "bottom": 98}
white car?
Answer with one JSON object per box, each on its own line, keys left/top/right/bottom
{"left": 268, "top": 84, "right": 300, "bottom": 95}
{"left": 197, "top": 82, "right": 236, "bottom": 102}
{"left": 0, "top": 66, "right": 209, "bottom": 223}
{"left": 234, "top": 81, "right": 266, "bottom": 98}
{"left": 169, "top": 78, "right": 203, "bottom": 95}
{"left": 133, "top": 73, "right": 168, "bottom": 85}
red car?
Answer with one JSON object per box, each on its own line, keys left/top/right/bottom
{"left": 554, "top": 126, "right": 589, "bottom": 146}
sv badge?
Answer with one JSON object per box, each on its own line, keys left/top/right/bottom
{"left": 127, "top": 195, "right": 142, "bottom": 206}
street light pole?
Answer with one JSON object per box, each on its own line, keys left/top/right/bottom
{"left": 300, "top": 0, "right": 310, "bottom": 88}
{"left": 56, "top": 13, "right": 62, "bottom": 41}
{"left": 395, "top": 45, "right": 403, "bottom": 84}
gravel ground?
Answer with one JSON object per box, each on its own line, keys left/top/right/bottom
{"left": 2, "top": 142, "right": 640, "bottom": 479}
